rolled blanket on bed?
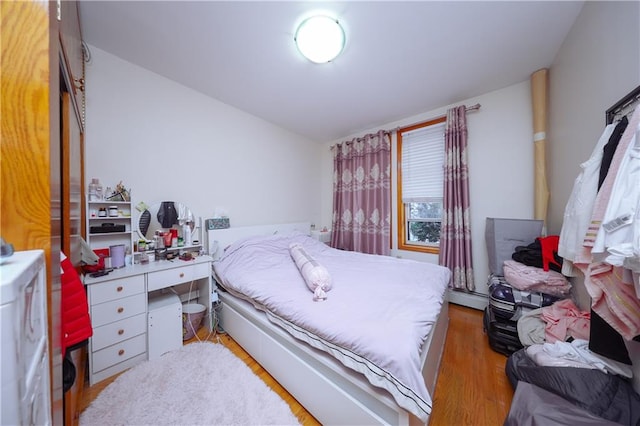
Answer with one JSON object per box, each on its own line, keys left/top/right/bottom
{"left": 289, "top": 243, "right": 332, "bottom": 301}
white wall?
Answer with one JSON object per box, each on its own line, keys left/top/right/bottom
{"left": 547, "top": 0, "right": 640, "bottom": 391}
{"left": 85, "top": 46, "right": 322, "bottom": 229}
{"left": 320, "top": 81, "right": 536, "bottom": 304}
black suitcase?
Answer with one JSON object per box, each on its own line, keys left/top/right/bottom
{"left": 483, "top": 306, "right": 523, "bottom": 356}
{"left": 488, "top": 275, "right": 560, "bottom": 321}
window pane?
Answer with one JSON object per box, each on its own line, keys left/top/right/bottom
{"left": 408, "top": 201, "right": 442, "bottom": 220}
{"left": 400, "top": 122, "right": 446, "bottom": 200}
{"left": 408, "top": 221, "right": 441, "bottom": 244}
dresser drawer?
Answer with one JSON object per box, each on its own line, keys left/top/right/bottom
{"left": 91, "top": 293, "right": 146, "bottom": 328}
{"left": 147, "top": 262, "right": 210, "bottom": 292}
{"left": 91, "top": 333, "right": 146, "bottom": 374}
{"left": 91, "top": 313, "right": 146, "bottom": 352}
{"left": 191, "top": 262, "right": 210, "bottom": 280}
{"left": 89, "top": 275, "right": 145, "bottom": 305}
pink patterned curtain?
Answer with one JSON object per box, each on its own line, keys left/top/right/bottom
{"left": 330, "top": 130, "right": 391, "bottom": 255}
{"left": 439, "top": 105, "right": 474, "bottom": 291}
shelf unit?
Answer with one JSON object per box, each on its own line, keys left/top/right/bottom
{"left": 86, "top": 200, "right": 133, "bottom": 257}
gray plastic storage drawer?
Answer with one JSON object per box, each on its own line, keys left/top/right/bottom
{"left": 485, "top": 218, "right": 543, "bottom": 276}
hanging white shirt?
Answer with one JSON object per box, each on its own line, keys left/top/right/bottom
{"left": 593, "top": 120, "right": 640, "bottom": 259}
{"left": 592, "top": 119, "right": 640, "bottom": 298}
{"left": 558, "top": 123, "right": 615, "bottom": 276}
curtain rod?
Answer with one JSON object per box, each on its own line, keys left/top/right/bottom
{"left": 396, "top": 103, "right": 482, "bottom": 134}
{"left": 330, "top": 103, "right": 481, "bottom": 149}
{"left": 388, "top": 103, "right": 481, "bottom": 135}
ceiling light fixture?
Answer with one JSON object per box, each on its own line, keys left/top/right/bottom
{"left": 295, "top": 15, "right": 345, "bottom": 64}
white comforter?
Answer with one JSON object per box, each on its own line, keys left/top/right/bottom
{"left": 213, "top": 233, "right": 450, "bottom": 422}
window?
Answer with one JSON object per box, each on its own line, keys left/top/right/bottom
{"left": 397, "top": 117, "right": 446, "bottom": 253}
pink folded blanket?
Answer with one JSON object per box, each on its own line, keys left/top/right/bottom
{"left": 503, "top": 260, "right": 571, "bottom": 297}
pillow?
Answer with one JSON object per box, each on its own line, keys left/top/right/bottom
{"left": 289, "top": 243, "right": 332, "bottom": 301}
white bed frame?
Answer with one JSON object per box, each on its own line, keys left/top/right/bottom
{"left": 206, "top": 222, "right": 312, "bottom": 260}
{"left": 208, "top": 223, "right": 450, "bottom": 425}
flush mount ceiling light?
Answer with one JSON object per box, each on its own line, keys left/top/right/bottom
{"left": 295, "top": 15, "right": 345, "bottom": 64}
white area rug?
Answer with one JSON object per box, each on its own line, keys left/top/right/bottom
{"left": 80, "top": 342, "right": 300, "bottom": 425}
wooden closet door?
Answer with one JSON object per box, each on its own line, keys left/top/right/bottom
{"left": 1, "top": 1, "right": 63, "bottom": 423}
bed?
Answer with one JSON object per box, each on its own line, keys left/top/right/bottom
{"left": 208, "top": 223, "right": 450, "bottom": 425}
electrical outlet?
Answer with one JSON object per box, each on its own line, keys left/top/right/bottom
{"left": 211, "top": 291, "right": 219, "bottom": 304}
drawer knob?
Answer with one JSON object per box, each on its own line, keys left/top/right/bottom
{"left": 117, "top": 286, "right": 123, "bottom": 292}
{"left": 179, "top": 273, "right": 184, "bottom": 278}
{"left": 117, "top": 307, "right": 124, "bottom": 313}
{"left": 118, "top": 329, "right": 124, "bottom": 335}
{"left": 118, "top": 349, "right": 125, "bottom": 356}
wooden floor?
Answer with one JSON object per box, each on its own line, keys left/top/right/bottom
{"left": 429, "top": 304, "right": 514, "bottom": 425}
{"left": 80, "top": 303, "right": 514, "bottom": 425}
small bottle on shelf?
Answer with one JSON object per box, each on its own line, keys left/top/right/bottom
{"left": 88, "top": 178, "right": 99, "bottom": 201}
{"left": 183, "top": 222, "right": 192, "bottom": 246}
{"left": 125, "top": 247, "right": 132, "bottom": 266}
{"left": 96, "top": 180, "right": 103, "bottom": 201}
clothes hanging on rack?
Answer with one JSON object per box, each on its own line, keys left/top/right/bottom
{"left": 592, "top": 113, "right": 640, "bottom": 350}
{"left": 575, "top": 106, "right": 640, "bottom": 340}
{"left": 558, "top": 122, "right": 616, "bottom": 276}
{"left": 559, "top": 104, "right": 640, "bottom": 363}
{"left": 598, "top": 116, "right": 628, "bottom": 189}
{"left": 593, "top": 124, "right": 640, "bottom": 263}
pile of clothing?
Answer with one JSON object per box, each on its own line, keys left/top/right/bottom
{"left": 505, "top": 345, "right": 640, "bottom": 425}
{"left": 484, "top": 235, "right": 575, "bottom": 356}
{"left": 504, "top": 301, "right": 639, "bottom": 425}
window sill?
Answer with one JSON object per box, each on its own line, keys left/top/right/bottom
{"left": 397, "top": 242, "right": 440, "bottom": 254}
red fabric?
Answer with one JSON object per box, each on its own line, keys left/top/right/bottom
{"left": 61, "top": 256, "right": 93, "bottom": 356}
{"left": 537, "top": 235, "right": 561, "bottom": 272}
{"left": 82, "top": 248, "right": 108, "bottom": 273}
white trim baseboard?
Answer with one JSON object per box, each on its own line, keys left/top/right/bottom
{"left": 447, "top": 289, "right": 488, "bottom": 311}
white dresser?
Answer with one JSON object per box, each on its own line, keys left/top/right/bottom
{"left": 84, "top": 255, "right": 212, "bottom": 385}
{"left": 1, "top": 250, "right": 51, "bottom": 426}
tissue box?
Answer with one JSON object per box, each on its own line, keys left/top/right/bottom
{"left": 206, "top": 218, "right": 230, "bottom": 230}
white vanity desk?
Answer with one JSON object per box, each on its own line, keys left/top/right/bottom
{"left": 83, "top": 255, "right": 212, "bottom": 385}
